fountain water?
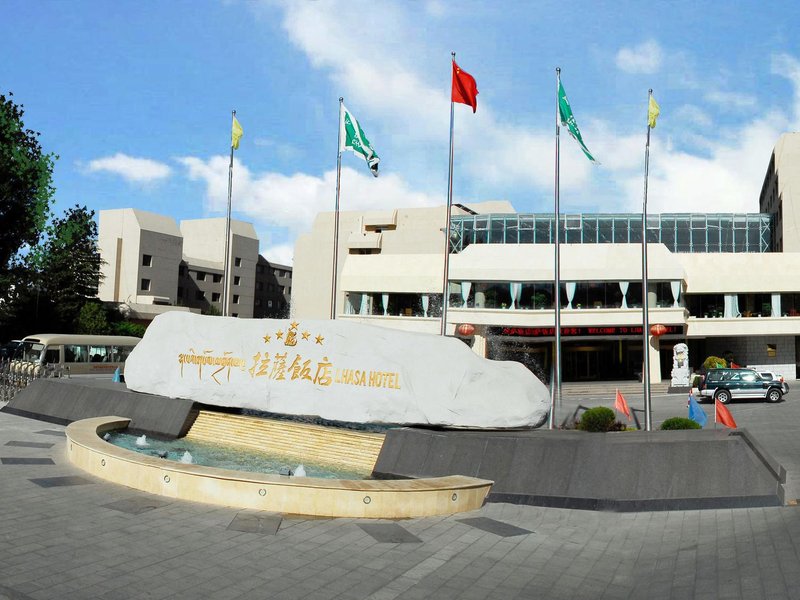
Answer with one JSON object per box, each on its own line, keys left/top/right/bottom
{"left": 181, "top": 451, "right": 193, "bottom": 464}
{"left": 135, "top": 435, "right": 149, "bottom": 447}
{"left": 294, "top": 464, "right": 306, "bottom": 477}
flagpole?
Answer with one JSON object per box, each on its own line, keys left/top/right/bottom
{"left": 223, "top": 109, "right": 236, "bottom": 318}
{"left": 549, "top": 67, "right": 562, "bottom": 429}
{"left": 440, "top": 52, "right": 457, "bottom": 336}
{"left": 642, "top": 89, "right": 653, "bottom": 430}
{"left": 331, "top": 98, "right": 344, "bottom": 320}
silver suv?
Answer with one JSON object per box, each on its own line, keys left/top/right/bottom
{"left": 699, "top": 368, "right": 785, "bottom": 404}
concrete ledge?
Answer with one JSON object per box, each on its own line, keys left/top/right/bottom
{"left": 66, "top": 416, "right": 492, "bottom": 519}
{"left": 373, "top": 427, "right": 786, "bottom": 511}
{"left": 3, "top": 379, "right": 196, "bottom": 436}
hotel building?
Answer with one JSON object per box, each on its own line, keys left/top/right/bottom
{"left": 98, "top": 209, "right": 292, "bottom": 321}
{"left": 292, "top": 133, "right": 800, "bottom": 383}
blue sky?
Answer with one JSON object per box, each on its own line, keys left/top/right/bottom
{"left": 2, "top": 0, "right": 800, "bottom": 265}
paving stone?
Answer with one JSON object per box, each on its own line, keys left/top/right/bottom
{"left": 226, "top": 512, "right": 282, "bottom": 535}
{"left": 27, "top": 475, "right": 93, "bottom": 487}
{"left": 4, "top": 441, "right": 55, "bottom": 448}
{"left": 102, "top": 496, "right": 171, "bottom": 515}
{"left": 358, "top": 523, "right": 423, "bottom": 544}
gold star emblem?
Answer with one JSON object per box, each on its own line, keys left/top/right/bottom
{"left": 276, "top": 330, "right": 284, "bottom": 339}
{"left": 315, "top": 335, "right": 324, "bottom": 345}
{"left": 263, "top": 334, "right": 271, "bottom": 343}
{"left": 290, "top": 321, "right": 299, "bottom": 330}
{"left": 302, "top": 331, "right": 310, "bottom": 340}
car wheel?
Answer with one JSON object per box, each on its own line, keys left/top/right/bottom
{"left": 767, "top": 388, "right": 782, "bottom": 403}
{"left": 714, "top": 389, "right": 731, "bottom": 404}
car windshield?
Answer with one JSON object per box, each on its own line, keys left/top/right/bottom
{"left": 20, "top": 341, "right": 44, "bottom": 362}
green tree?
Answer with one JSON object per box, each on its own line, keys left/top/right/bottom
{"left": 0, "top": 92, "right": 56, "bottom": 271}
{"left": 1, "top": 205, "right": 103, "bottom": 338}
{"left": 36, "top": 205, "right": 102, "bottom": 328}
{"left": 76, "top": 301, "right": 110, "bottom": 334}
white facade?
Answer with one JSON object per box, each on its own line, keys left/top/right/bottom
{"left": 180, "top": 219, "right": 259, "bottom": 318}
{"left": 99, "top": 210, "right": 271, "bottom": 321}
{"left": 99, "top": 209, "right": 183, "bottom": 305}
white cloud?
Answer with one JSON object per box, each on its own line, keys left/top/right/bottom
{"left": 672, "top": 105, "right": 713, "bottom": 129}
{"left": 424, "top": 0, "right": 446, "bottom": 18}
{"left": 259, "top": 2, "right": 800, "bottom": 241}
{"left": 260, "top": 242, "right": 294, "bottom": 266}
{"left": 278, "top": 1, "right": 592, "bottom": 196}
{"left": 703, "top": 90, "right": 757, "bottom": 110}
{"left": 84, "top": 153, "right": 171, "bottom": 183}
{"left": 178, "top": 155, "right": 440, "bottom": 234}
{"left": 772, "top": 53, "right": 800, "bottom": 129}
{"left": 615, "top": 40, "right": 663, "bottom": 74}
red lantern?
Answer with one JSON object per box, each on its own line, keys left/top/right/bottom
{"left": 649, "top": 324, "right": 667, "bottom": 337}
{"left": 456, "top": 323, "right": 475, "bottom": 336}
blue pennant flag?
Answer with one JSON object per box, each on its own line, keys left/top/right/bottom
{"left": 688, "top": 393, "right": 707, "bottom": 428}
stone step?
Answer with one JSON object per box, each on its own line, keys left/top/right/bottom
{"left": 559, "top": 381, "right": 672, "bottom": 398}
{"left": 184, "top": 411, "right": 385, "bottom": 473}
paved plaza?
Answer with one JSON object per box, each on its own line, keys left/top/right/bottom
{"left": 2, "top": 391, "right": 800, "bottom": 600}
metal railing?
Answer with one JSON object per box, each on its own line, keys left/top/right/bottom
{"left": 0, "top": 359, "right": 68, "bottom": 402}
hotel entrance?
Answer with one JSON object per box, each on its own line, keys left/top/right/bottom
{"left": 561, "top": 341, "right": 643, "bottom": 381}
{"left": 485, "top": 325, "right": 682, "bottom": 382}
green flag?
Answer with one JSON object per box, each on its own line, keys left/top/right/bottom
{"left": 558, "top": 80, "right": 598, "bottom": 163}
{"left": 340, "top": 104, "right": 379, "bottom": 177}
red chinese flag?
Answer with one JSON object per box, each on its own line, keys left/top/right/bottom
{"left": 615, "top": 389, "right": 631, "bottom": 421}
{"left": 452, "top": 61, "right": 478, "bottom": 112}
{"left": 715, "top": 399, "right": 738, "bottom": 429}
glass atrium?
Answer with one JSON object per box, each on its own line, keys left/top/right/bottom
{"left": 450, "top": 213, "right": 773, "bottom": 254}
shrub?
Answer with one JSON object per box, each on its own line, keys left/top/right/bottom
{"left": 660, "top": 417, "right": 701, "bottom": 430}
{"left": 692, "top": 375, "right": 702, "bottom": 388}
{"left": 577, "top": 406, "right": 617, "bottom": 432}
{"left": 703, "top": 356, "right": 727, "bottom": 370}
{"left": 113, "top": 321, "right": 146, "bottom": 338}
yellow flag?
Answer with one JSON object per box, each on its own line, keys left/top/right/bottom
{"left": 231, "top": 116, "right": 243, "bottom": 150}
{"left": 648, "top": 95, "right": 660, "bottom": 129}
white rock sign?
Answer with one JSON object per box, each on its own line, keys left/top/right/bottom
{"left": 124, "top": 312, "right": 550, "bottom": 429}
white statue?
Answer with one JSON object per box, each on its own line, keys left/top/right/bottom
{"left": 671, "top": 342, "right": 690, "bottom": 387}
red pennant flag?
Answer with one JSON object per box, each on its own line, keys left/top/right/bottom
{"left": 452, "top": 61, "right": 478, "bottom": 113}
{"left": 615, "top": 389, "right": 631, "bottom": 421}
{"left": 715, "top": 399, "right": 737, "bottom": 429}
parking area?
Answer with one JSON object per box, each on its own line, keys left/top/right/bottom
{"left": 2, "top": 393, "right": 800, "bottom": 599}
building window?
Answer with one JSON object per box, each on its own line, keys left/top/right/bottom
{"left": 179, "top": 265, "right": 187, "bottom": 277}
{"left": 287, "top": 287, "right": 291, "bottom": 295}
{"left": 142, "top": 254, "right": 152, "bottom": 267}
{"left": 255, "top": 299, "right": 261, "bottom": 306}
{"left": 256, "top": 282, "right": 264, "bottom": 291}
{"left": 196, "top": 271, "right": 206, "bottom": 282}
{"left": 235, "top": 257, "right": 242, "bottom": 267}
{"left": 140, "top": 278, "right": 151, "bottom": 291}
{"left": 212, "top": 292, "right": 221, "bottom": 302}
{"left": 233, "top": 294, "right": 240, "bottom": 304}
{"left": 213, "top": 274, "right": 222, "bottom": 284}
{"left": 195, "top": 290, "right": 205, "bottom": 300}
{"left": 178, "top": 286, "right": 184, "bottom": 298}
{"left": 256, "top": 264, "right": 264, "bottom": 274}
{"left": 234, "top": 276, "right": 241, "bottom": 286}
{"left": 268, "top": 300, "right": 273, "bottom": 308}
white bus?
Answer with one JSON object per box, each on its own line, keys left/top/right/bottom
{"left": 12, "top": 334, "right": 142, "bottom": 377}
